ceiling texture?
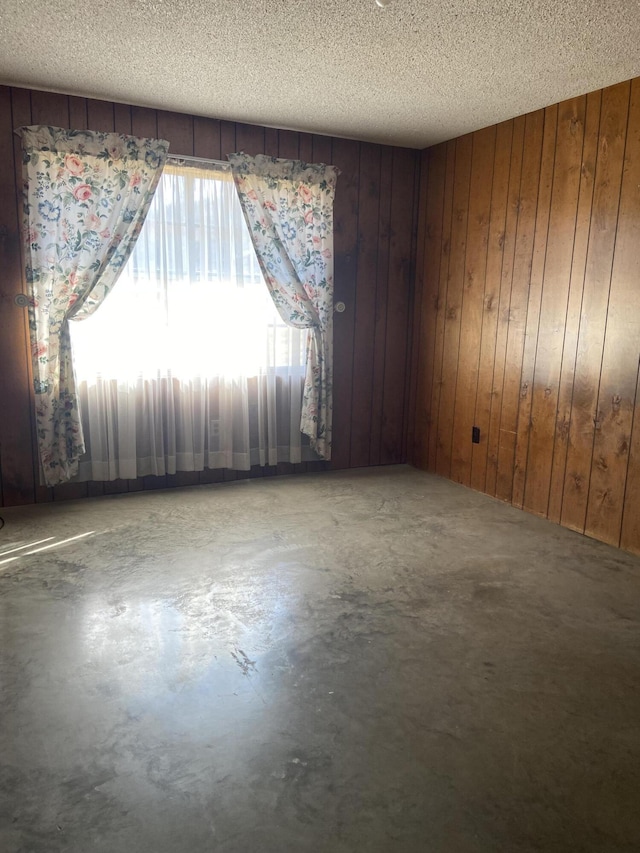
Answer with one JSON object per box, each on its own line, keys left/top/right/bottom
{"left": 1, "top": 0, "right": 639, "bottom": 148}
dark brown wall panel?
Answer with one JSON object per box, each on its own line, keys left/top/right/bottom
{"left": 0, "top": 86, "right": 418, "bottom": 506}
{"left": 330, "top": 137, "right": 360, "bottom": 470}
{"left": 381, "top": 147, "right": 418, "bottom": 464}
{"left": 350, "top": 142, "right": 382, "bottom": 468}
{"left": 0, "top": 87, "right": 34, "bottom": 505}
{"left": 427, "top": 141, "right": 456, "bottom": 472}
{"left": 412, "top": 77, "right": 640, "bottom": 556}
{"left": 436, "top": 134, "right": 472, "bottom": 479}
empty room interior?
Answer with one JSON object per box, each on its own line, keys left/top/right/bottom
{"left": 1, "top": 1, "right": 640, "bottom": 850}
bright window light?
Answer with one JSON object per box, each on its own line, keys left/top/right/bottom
{"left": 70, "top": 162, "right": 303, "bottom": 382}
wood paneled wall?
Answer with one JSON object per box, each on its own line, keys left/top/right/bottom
{"left": 0, "top": 86, "right": 419, "bottom": 506}
{"left": 410, "top": 78, "right": 640, "bottom": 555}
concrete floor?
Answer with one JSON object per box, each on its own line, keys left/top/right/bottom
{"left": 1, "top": 465, "right": 639, "bottom": 852}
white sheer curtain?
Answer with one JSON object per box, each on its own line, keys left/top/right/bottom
{"left": 68, "top": 160, "right": 316, "bottom": 482}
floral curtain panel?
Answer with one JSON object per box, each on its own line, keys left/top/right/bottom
{"left": 19, "top": 125, "right": 168, "bottom": 486}
{"left": 227, "top": 153, "right": 339, "bottom": 460}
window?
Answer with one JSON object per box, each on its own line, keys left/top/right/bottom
{"left": 68, "top": 160, "right": 315, "bottom": 481}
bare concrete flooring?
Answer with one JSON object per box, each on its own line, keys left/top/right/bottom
{"left": 1, "top": 465, "right": 640, "bottom": 852}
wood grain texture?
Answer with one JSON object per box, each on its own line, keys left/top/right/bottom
{"left": 381, "top": 148, "right": 417, "bottom": 464}
{"left": 349, "top": 142, "right": 381, "bottom": 468}
{"left": 620, "top": 363, "right": 640, "bottom": 552}
{"left": 450, "top": 126, "right": 495, "bottom": 485}
{"left": 547, "top": 90, "right": 602, "bottom": 524}
{"left": 485, "top": 116, "right": 525, "bottom": 497}
{"left": 584, "top": 79, "right": 640, "bottom": 545}
{"left": 561, "top": 81, "right": 630, "bottom": 533}
{"left": 511, "top": 105, "right": 557, "bottom": 509}
{"left": 410, "top": 146, "right": 442, "bottom": 469}
{"left": 495, "top": 109, "right": 545, "bottom": 502}
{"left": 524, "top": 96, "right": 585, "bottom": 516}
{"left": 427, "top": 141, "right": 456, "bottom": 471}
{"left": 412, "top": 77, "right": 640, "bottom": 555}
{"left": 0, "top": 87, "right": 418, "bottom": 505}
{"left": 436, "top": 134, "right": 472, "bottom": 479}
{"left": 470, "top": 120, "right": 513, "bottom": 492}
{"left": 369, "top": 146, "right": 394, "bottom": 466}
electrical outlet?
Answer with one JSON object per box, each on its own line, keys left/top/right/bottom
{"left": 472, "top": 426, "right": 480, "bottom": 444}
{"left": 210, "top": 420, "right": 220, "bottom": 438}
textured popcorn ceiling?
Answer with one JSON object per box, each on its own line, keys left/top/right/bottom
{"left": 0, "top": 0, "right": 639, "bottom": 148}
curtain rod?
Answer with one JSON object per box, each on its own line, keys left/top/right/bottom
{"left": 167, "top": 153, "right": 230, "bottom": 168}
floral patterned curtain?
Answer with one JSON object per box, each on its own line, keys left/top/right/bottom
{"left": 227, "top": 153, "right": 339, "bottom": 460}
{"left": 19, "top": 125, "right": 169, "bottom": 486}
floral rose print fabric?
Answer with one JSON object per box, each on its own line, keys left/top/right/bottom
{"left": 227, "top": 153, "right": 339, "bottom": 460}
{"left": 20, "top": 125, "right": 168, "bottom": 486}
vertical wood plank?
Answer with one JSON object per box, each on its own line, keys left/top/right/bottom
{"left": 524, "top": 96, "right": 585, "bottom": 515}
{"left": 331, "top": 137, "right": 360, "bottom": 469}
{"left": 30, "top": 90, "right": 69, "bottom": 127}
{"left": 381, "top": 148, "right": 416, "bottom": 464}
{"left": 511, "top": 104, "right": 558, "bottom": 508}
{"left": 435, "top": 134, "right": 473, "bottom": 478}
{"left": 312, "top": 134, "right": 332, "bottom": 166}
{"left": 298, "top": 133, "right": 313, "bottom": 162}
{"left": 584, "top": 78, "right": 640, "bottom": 545}
{"left": 409, "top": 147, "right": 437, "bottom": 468}
{"left": 157, "top": 110, "right": 194, "bottom": 156}
{"left": 427, "top": 140, "right": 456, "bottom": 471}
{"left": 402, "top": 152, "right": 421, "bottom": 464}
{"left": 220, "top": 121, "right": 236, "bottom": 157}
{"left": 194, "top": 116, "right": 221, "bottom": 160}
{"left": 547, "top": 90, "right": 601, "bottom": 522}
{"left": 485, "top": 116, "right": 526, "bottom": 495}
{"left": 68, "top": 97, "right": 88, "bottom": 130}
{"left": 277, "top": 130, "right": 299, "bottom": 160}
{"left": 470, "top": 120, "right": 513, "bottom": 491}
{"left": 264, "top": 127, "right": 279, "bottom": 157}
{"left": 86, "top": 99, "right": 115, "bottom": 132}
{"left": 369, "top": 146, "right": 393, "bottom": 465}
{"left": 0, "top": 87, "right": 35, "bottom": 505}
{"left": 235, "top": 122, "right": 265, "bottom": 156}
{"left": 113, "top": 103, "right": 132, "bottom": 135}
{"left": 495, "top": 109, "right": 545, "bottom": 501}
{"left": 131, "top": 106, "right": 157, "bottom": 139}
{"left": 450, "top": 125, "right": 495, "bottom": 485}
{"left": 561, "top": 81, "right": 630, "bottom": 533}
{"left": 349, "top": 142, "right": 381, "bottom": 467}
